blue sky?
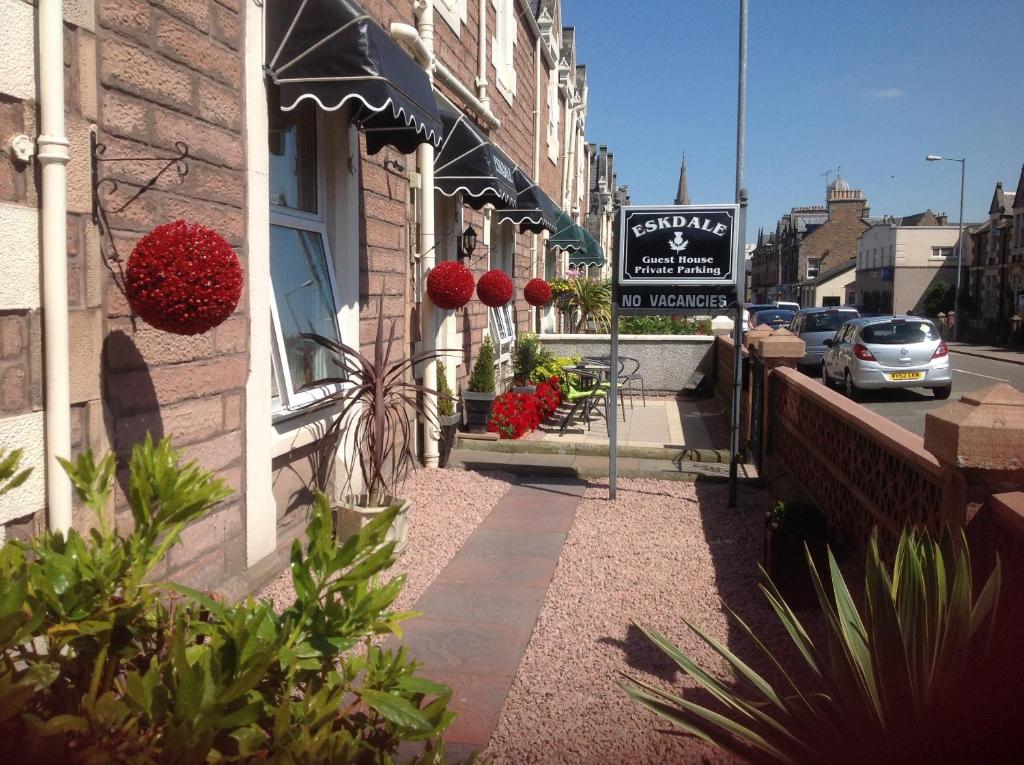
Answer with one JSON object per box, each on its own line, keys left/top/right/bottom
{"left": 563, "top": 0, "right": 1024, "bottom": 242}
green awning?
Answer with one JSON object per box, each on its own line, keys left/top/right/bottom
{"left": 569, "top": 229, "right": 606, "bottom": 268}
{"left": 547, "top": 211, "right": 587, "bottom": 253}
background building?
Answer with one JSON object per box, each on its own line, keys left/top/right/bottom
{"left": 855, "top": 212, "right": 962, "bottom": 314}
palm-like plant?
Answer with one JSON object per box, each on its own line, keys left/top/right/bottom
{"left": 622, "top": 527, "right": 1006, "bottom": 764}
{"left": 567, "top": 277, "right": 612, "bottom": 333}
{"left": 302, "top": 296, "right": 443, "bottom": 505}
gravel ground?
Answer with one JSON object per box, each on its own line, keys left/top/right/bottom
{"left": 257, "top": 468, "right": 513, "bottom": 613}
{"left": 485, "top": 477, "right": 781, "bottom": 765}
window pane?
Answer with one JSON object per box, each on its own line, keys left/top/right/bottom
{"left": 270, "top": 225, "right": 345, "bottom": 392}
{"left": 269, "top": 98, "right": 318, "bottom": 213}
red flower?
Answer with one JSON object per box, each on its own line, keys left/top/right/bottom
{"left": 426, "top": 261, "right": 476, "bottom": 310}
{"left": 125, "top": 220, "right": 242, "bottom": 336}
{"left": 477, "top": 269, "right": 514, "bottom": 308}
{"left": 524, "top": 278, "right": 553, "bottom": 307}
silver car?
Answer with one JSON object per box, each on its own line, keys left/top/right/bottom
{"left": 821, "top": 316, "right": 952, "bottom": 400}
{"left": 790, "top": 307, "right": 860, "bottom": 373}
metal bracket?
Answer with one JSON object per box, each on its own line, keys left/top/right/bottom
{"left": 90, "top": 128, "right": 190, "bottom": 290}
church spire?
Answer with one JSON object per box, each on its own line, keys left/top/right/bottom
{"left": 674, "top": 152, "right": 690, "bottom": 206}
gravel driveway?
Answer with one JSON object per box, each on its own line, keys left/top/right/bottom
{"left": 485, "top": 477, "right": 777, "bottom": 765}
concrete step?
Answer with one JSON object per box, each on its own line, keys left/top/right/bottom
{"left": 447, "top": 448, "right": 757, "bottom": 484}
{"left": 454, "top": 433, "right": 731, "bottom": 464}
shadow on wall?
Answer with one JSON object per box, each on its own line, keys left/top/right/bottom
{"left": 102, "top": 330, "right": 163, "bottom": 496}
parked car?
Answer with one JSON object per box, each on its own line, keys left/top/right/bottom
{"left": 774, "top": 301, "right": 800, "bottom": 312}
{"left": 790, "top": 306, "right": 860, "bottom": 373}
{"left": 743, "top": 303, "right": 777, "bottom": 332}
{"left": 751, "top": 308, "right": 796, "bottom": 331}
{"left": 821, "top": 316, "right": 951, "bottom": 401}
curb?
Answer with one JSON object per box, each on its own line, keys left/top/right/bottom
{"left": 949, "top": 348, "right": 1024, "bottom": 367}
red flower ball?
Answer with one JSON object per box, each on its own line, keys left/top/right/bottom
{"left": 125, "top": 220, "right": 242, "bottom": 335}
{"left": 426, "top": 261, "right": 475, "bottom": 310}
{"left": 477, "top": 269, "right": 514, "bottom": 308}
{"left": 524, "top": 278, "right": 553, "bottom": 307}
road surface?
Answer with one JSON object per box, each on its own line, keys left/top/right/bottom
{"left": 818, "top": 351, "right": 1024, "bottom": 436}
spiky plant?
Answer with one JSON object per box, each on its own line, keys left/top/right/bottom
{"left": 511, "top": 333, "right": 552, "bottom": 385}
{"left": 567, "top": 277, "right": 612, "bottom": 333}
{"left": 622, "top": 527, "right": 1008, "bottom": 765}
{"left": 301, "top": 295, "right": 444, "bottom": 505}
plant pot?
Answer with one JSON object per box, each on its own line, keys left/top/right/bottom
{"left": 335, "top": 495, "right": 411, "bottom": 555}
{"left": 764, "top": 529, "right": 830, "bottom": 610}
{"left": 461, "top": 390, "right": 495, "bottom": 431}
{"left": 512, "top": 384, "right": 537, "bottom": 395}
{"left": 438, "top": 409, "right": 461, "bottom": 468}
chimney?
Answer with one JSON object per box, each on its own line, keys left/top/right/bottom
{"left": 937, "top": 212, "right": 948, "bottom": 226}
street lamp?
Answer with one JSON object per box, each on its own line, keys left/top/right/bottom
{"left": 926, "top": 154, "right": 966, "bottom": 342}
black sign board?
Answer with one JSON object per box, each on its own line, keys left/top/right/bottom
{"left": 615, "top": 204, "right": 741, "bottom": 315}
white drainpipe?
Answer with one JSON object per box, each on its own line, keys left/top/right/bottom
{"left": 476, "top": 0, "right": 489, "bottom": 109}
{"left": 391, "top": 23, "right": 500, "bottom": 130}
{"left": 415, "top": 2, "right": 439, "bottom": 467}
{"left": 38, "top": 0, "right": 72, "bottom": 533}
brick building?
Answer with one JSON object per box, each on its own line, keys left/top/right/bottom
{"left": 751, "top": 176, "right": 873, "bottom": 303}
{"left": 967, "top": 167, "right": 1021, "bottom": 335}
{"left": 0, "top": 0, "right": 605, "bottom": 593}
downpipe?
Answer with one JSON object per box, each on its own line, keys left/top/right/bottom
{"left": 38, "top": 0, "right": 72, "bottom": 533}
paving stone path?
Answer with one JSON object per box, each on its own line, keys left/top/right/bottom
{"left": 397, "top": 476, "right": 587, "bottom": 759}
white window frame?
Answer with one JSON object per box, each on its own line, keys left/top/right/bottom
{"left": 269, "top": 108, "right": 347, "bottom": 413}
{"left": 546, "top": 69, "right": 560, "bottom": 164}
{"left": 806, "top": 257, "right": 821, "bottom": 279}
{"left": 491, "top": 0, "right": 517, "bottom": 103}
{"left": 435, "top": 0, "right": 467, "bottom": 35}
{"left": 930, "top": 246, "right": 954, "bottom": 260}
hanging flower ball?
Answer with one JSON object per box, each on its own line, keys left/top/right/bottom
{"left": 426, "top": 260, "right": 475, "bottom": 310}
{"left": 125, "top": 220, "right": 243, "bottom": 336}
{"left": 523, "top": 277, "right": 553, "bottom": 307}
{"left": 477, "top": 269, "right": 514, "bottom": 308}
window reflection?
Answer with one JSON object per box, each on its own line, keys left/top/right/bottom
{"left": 270, "top": 225, "right": 345, "bottom": 392}
{"left": 269, "top": 97, "right": 318, "bottom": 213}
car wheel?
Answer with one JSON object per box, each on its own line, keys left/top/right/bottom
{"left": 844, "top": 370, "right": 863, "bottom": 402}
{"left": 821, "top": 363, "right": 832, "bottom": 388}
{"left": 933, "top": 384, "right": 952, "bottom": 400}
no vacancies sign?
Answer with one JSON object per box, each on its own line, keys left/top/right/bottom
{"left": 615, "top": 204, "right": 741, "bottom": 313}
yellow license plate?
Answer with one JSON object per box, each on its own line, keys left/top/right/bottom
{"left": 888, "top": 371, "right": 923, "bottom": 381}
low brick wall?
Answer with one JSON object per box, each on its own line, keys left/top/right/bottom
{"left": 537, "top": 334, "right": 714, "bottom": 394}
{"left": 767, "top": 367, "right": 964, "bottom": 553}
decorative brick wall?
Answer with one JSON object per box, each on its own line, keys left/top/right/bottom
{"left": 97, "top": 0, "right": 248, "bottom": 588}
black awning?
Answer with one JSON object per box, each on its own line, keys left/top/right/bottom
{"left": 493, "top": 168, "right": 560, "bottom": 233}
{"left": 434, "top": 100, "right": 517, "bottom": 209}
{"left": 265, "top": 0, "right": 442, "bottom": 155}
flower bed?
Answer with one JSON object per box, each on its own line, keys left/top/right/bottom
{"left": 488, "top": 375, "right": 563, "bottom": 439}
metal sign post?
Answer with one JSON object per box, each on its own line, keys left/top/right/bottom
{"left": 612, "top": 204, "right": 742, "bottom": 501}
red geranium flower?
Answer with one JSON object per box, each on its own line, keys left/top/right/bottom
{"left": 524, "top": 278, "right": 553, "bottom": 307}
{"left": 125, "top": 220, "right": 242, "bottom": 336}
{"left": 477, "top": 269, "right": 514, "bottom": 308}
{"left": 426, "top": 261, "right": 476, "bottom": 310}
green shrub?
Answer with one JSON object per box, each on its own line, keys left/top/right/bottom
{"left": 437, "top": 360, "right": 456, "bottom": 418}
{"left": 0, "top": 438, "right": 456, "bottom": 764}
{"left": 618, "top": 315, "right": 712, "bottom": 335}
{"left": 922, "top": 280, "right": 955, "bottom": 316}
{"left": 512, "top": 334, "right": 553, "bottom": 385}
{"left": 622, "top": 526, "right": 1007, "bottom": 764}
{"left": 467, "top": 336, "right": 496, "bottom": 393}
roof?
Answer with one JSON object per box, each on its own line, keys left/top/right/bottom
{"left": 1014, "top": 164, "right": 1024, "bottom": 209}
{"left": 808, "top": 258, "right": 856, "bottom": 285}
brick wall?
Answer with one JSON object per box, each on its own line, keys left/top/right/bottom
{"left": 97, "top": 0, "right": 248, "bottom": 588}
{"left": 801, "top": 199, "right": 869, "bottom": 277}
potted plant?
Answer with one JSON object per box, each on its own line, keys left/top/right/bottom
{"left": 301, "top": 297, "right": 442, "bottom": 555}
{"left": 763, "top": 498, "right": 830, "bottom": 609}
{"left": 462, "top": 335, "right": 496, "bottom": 431}
{"left": 511, "top": 333, "right": 552, "bottom": 394}
{"left": 436, "top": 360, "right": 461, "bottom": 467}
